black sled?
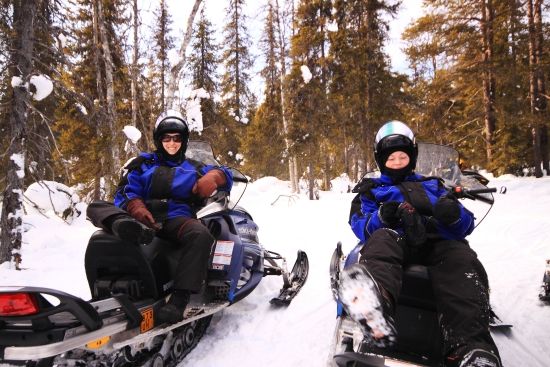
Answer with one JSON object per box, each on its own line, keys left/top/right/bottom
{"left": 0, "top": 141, "right": 309, "bottom": 367}
{"left": 329, "top": 143, "right": 510, "bottom": 367}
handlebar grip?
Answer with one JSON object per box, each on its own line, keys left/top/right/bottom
{"left": 466, "top": 187, "right": 497, "bottom": 194}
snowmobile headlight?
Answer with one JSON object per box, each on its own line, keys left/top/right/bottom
{"left": 0, "top": 293, "right": 39, "bottom": 316}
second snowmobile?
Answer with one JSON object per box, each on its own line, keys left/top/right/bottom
{"left": 0, "top": 141, "right": 309, "bottom": 367}
{"left": 539, "top": 260, "right": 550, "bottom": 302}
{"left": 328, "top": 143, "right": 509, "bottom": 367}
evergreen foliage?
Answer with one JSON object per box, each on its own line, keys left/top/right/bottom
{"left": 152, "top": 0, "right": 175, "bottom": 111}
{"left": 218, "top": 0, "right": 255, "bottom": 166}
{"left": 2, "top": 0, "right": 550, "bottom": 206}
{"left": 187, "top": 6, "right": 221, "bottom": 144}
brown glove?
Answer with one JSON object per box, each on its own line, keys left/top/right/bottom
{"left": 126, "top": 198, "right": 160, "bottom": 230}
{"left": 192, "top": 169, "right": 227, "bottom": 198}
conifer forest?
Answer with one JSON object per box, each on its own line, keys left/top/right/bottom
{"left": 1, "top": 0, "right": 549, "bottom": 260}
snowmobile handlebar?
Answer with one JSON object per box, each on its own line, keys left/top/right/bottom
{"left": 449, "top": 186, "right": 497, "bottom": 204}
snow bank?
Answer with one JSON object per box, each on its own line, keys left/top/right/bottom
{"left": 24, "top": 181, "right": 83, "bottom": 222}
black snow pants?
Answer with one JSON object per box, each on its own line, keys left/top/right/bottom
{"left": 359, "top": 228, "right": 499, "bottom": 358}
{"left": 86, "top": 200, "right": 214, "bottom": 292}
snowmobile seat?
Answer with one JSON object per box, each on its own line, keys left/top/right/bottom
{"left": 395, "top": 264, "right": 442, "bottom": 363}
{"left": 85, "top": 230, "right": 173, "bottom": 301}
{"left": 344, "top": 243, "right": 442, "bottom": 362}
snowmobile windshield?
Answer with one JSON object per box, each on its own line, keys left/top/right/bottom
{"left": 364, "top": 143, "right": 493, "bottom": 202}
{"left": 186, "top": 140, "right": 247, "bottom": 183}
{"left": 415, "top": 143, "right": 490, "bottom": 197}
{"left": 416, "top": 143, "right": 462, "bottom": 184}
{"left": 186, "top": 141, "right": 221, "bottom": 166}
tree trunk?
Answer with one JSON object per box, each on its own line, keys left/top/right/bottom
{"left": 96, "top": 0, "right": 120, "bottom": 185}
{"left": 0, "top": 0, "right": 38, "bottom": 267}
{"left": 275, "top": 0, "right": 298, "bottom": 192}
{"left": 131, "top": 0, "right": 139, "bottom": 129}
{"left": 527, "top": 0, "right": 545, "bottom": 177}
{"left": 166, "top": 0, "right": 202, "bottom": 109}
{"left": 534, "top": 0, "right": 548, "bottom": 173}
{"left": 92, "top": 0, "right": 105, "bottom": 199}
{"left": 481, "top": 0, "right": 496, "bottom": 165}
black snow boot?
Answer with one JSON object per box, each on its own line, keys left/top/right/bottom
{"left": 157, "top": 290, "right": 190, "bottom": 325}
{"left": 338, "top": 263, "right": 397, "bottom": 348}
{"left": 446, "top": 346, "right": 502, "bottom": 367}
{"left": 111, "top": 217, "right": 155, "bottom": 245}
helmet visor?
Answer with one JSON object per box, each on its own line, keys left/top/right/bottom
{"left": 376, "top": 134, "right": 414, "bottom": 153}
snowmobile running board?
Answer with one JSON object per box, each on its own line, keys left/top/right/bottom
{"left": 112, "top": 300, "right": 228, "bottom": 350}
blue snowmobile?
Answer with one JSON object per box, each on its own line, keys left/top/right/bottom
{"left": 0, "top": 141, "right": 309, "bottom": 367}
{"left": 329, "top": 143, "right": 509, "bottom": 367}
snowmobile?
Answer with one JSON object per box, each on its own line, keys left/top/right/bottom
{"left": 0, "top": 141, "right": 309, "bottom": 367}
{"left": 329, "top": 143, "right": 509, "bottom": 367}
{"left": 539, "top": 260, "right": 550, "bottom": 302}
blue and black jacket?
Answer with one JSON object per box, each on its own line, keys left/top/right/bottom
{"left": 114, "top": 152, "right": 233, "bottom": 221}
{"left": 349, "top": 173, "right": 475, "bottom": 243}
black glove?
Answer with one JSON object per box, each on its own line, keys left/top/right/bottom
{"left": 397, "top": 202, "right": 426, "bottom": 247}
{"left": 379, "top": 201, "right": 401, "bottom": 226}
{"left": 434, "top": 196, "right": 461, "bottom": 225}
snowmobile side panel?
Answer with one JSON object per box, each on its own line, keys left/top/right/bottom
{"left": 231, "top": 271, "right": 263, "bottom": 303}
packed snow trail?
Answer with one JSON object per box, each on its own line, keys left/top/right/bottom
{"left": 182, "top": 176, "right": 550, "bottom": 367}
{"left": 1, "top": 175, "right": 549, "bottom": 366}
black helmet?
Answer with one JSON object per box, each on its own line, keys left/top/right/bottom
{"left": 153, "top": 110, "right": 189, "bottom": 161}
{"left": 374, "top": 120, "right": 418, "bottom": 179}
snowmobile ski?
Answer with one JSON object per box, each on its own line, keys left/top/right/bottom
{"left": 489, "top": 310, "right": 512, "bottom": 330}
{"left": 267, "top": 250, "right": 309, "bottom": 306}
{"left": 539, "top": 259, "right": 550, "bottom": 302}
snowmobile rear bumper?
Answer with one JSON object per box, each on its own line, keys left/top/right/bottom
{"left": 0, "top": 287, "right": 157, "bottom": 361}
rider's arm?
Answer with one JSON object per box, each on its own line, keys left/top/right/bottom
{"left": 200, "top": 165, "right": 234, "bottom": 192}
{"left": 431, "top": 185, "right": 475, "bottom": 240}
{"left": 349, "top": 193, "right": 385, "bottom": 242}
{"left": 114, "top": 160, "right": 149, "bottom": 209}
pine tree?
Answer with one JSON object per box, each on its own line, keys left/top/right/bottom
{"left": 152, "top": 0, "right": 174, "bottom": 111}
{"left": 187, "top": 5, "right": 220, "bottom": 141}
{"left": 1, "top": 0, "right": 40, "bottom": 266}
{"left": 286, "top": 0, "right": 333, "bottom": 197}
{"left": 240, "top": 0, "right": 286, "bottom": 178}
{"left": 527, "top": 0, "right": 548, "bottom": 176}
{"left": 327, "top": 0, "right": 402, "bottom": 179}
{"left": 0, "top": 0, "right": 71, "bottom": 266}
{"left": 220, "top": 0, "right": 254, "bottom": 120}
{"left": 218, "top": 0, "right": 255, "bottom": 166}
{"left": 402, "top": 0, "right": 548, "bottom": 175}
{"left": 53, "top": 0, "right": 131, "bottom": 198}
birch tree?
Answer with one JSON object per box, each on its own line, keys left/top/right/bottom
{"left": 165, "top": 0, "right": 202, "bottom": 109}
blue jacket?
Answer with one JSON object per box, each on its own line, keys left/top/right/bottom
{"left": 349, "top": 173, "right": 474, "bottom": 242}
{"left": 114, "top": 152, "right": 233, "bottom": 220}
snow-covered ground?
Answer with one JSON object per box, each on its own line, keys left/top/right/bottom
{"left": 1, "top": 175, "right": 549, "bottom": 366}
